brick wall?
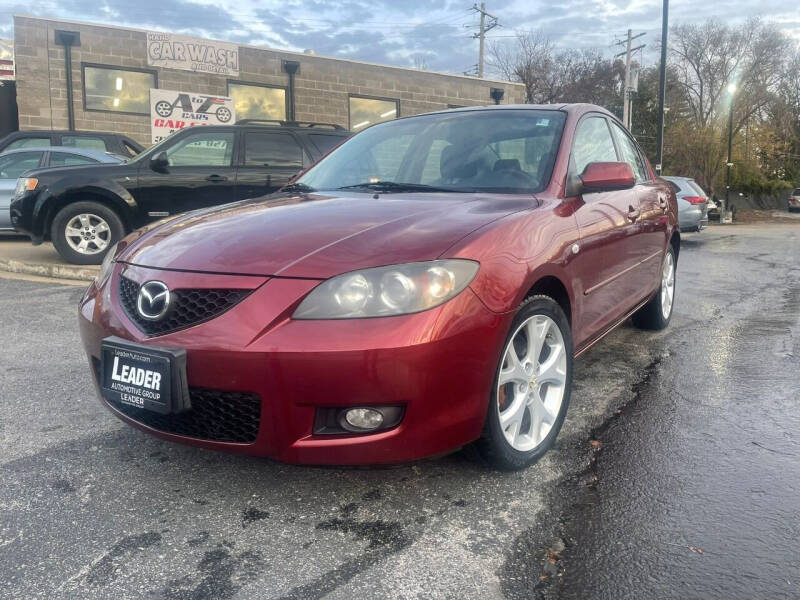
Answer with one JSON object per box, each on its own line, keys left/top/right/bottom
{"left": 13, "top": 16, "right": 526, "bottom": 147}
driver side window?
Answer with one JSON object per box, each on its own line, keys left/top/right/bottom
{"left": 572, "top": 117, "right": 618, "bottom": 176}
{"left": 166, "top": 132, "right": 235, "bottom": 167}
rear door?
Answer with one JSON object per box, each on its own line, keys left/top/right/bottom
{"left": 134, "top": 129, "right": 238, "bottom": 218}
{"left": 235, "top": 130, "right": 305, "bottom": 200}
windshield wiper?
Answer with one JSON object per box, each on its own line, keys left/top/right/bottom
{"left": 281, "top": 182, "right": 316, "bottom": 193}
{"left": 337, "top": 181, "right": 461, "bottom": 193}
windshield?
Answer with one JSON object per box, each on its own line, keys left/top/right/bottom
{"left": 298, "top": 109, "right": 566, "bottom": 194}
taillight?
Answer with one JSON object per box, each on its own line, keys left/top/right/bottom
{"left": 684, "top": 196, "right": 706, "bottom": 205}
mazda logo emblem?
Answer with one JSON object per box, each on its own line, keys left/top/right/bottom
{"left": 137, "top": 281, "right": 171, "bottom": 321}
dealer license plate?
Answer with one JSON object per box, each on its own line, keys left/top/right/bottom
{"left": 100, "top": 337, "right": 189, "bottom": 415}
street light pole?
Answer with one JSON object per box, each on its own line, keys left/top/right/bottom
{"left": 723, "top": 82, "right": 736, "bottom": 221}
{"left": 655, "top": 0, "right": 669, "bottom": 175}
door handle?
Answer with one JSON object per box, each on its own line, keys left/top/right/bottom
{"left": 205, "top": 174, "right": 228, "bottom": 183}
{"left": 627, "top": 205, "right": 641, "bottom": 221}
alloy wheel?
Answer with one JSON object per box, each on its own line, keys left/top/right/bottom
{"left": 497, "top": 314, "right": 567, "bottom": 452}
{"left": 64, "top": 213, "right": 112, "bottom": 255}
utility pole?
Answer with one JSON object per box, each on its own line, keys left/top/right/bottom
{"left": 472, "top": 3, "right": 498, "bottom": 78}
{"left": 614, "top": 29, "right": 645, "bottom": 130}
{"left": 655, "top": 0, "right": 669, "bottom": 175}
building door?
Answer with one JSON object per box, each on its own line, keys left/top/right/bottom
{"left": 0, "top": 81, "right": 19, "bottom": 138}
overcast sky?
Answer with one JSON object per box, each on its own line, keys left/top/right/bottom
{"left": 1, "top": 0, "right": 798, "bottom": 76}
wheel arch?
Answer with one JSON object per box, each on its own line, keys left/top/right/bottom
{"left": 43, "top": 188, "right": 133, "bottom": 241}
{"left": 670, "top": 229, "right": 680, "bottom": 262}
{"left": 523, "top": 274, "right": 573, "bottom": 331}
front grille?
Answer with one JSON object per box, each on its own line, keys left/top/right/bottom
{"left": 94, "top": 358, "right": 261, "bottom": 443}
{"left": 119, "top": 276, "right": 250, "bottom": 336}
{"left": 110, "top": 389, "right": 261, "bottom": 443}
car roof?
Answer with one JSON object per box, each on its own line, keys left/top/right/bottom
{"left": 661, "top": 175, "right": 695, "bottom": 182}
{"left": 0, "top": 146, "right": 123, "bottom": 162}
{"left": 4, "top": 130, "right": 123, "bottom": 137}
{"left": 395, "top": 102, "right": 616, "bottom": 122}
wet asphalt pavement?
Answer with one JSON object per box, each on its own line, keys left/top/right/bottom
{"left": 1, "top": 223, "right": 798, "bottom": 599}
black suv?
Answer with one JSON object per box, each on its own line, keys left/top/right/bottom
{"left": 10, "top": 121, "right": 350, "bottom": 264}
{"left": 0, "top": 130, "right": 144, "bottom": 157}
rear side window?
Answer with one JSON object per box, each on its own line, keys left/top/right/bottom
{"left": 793, "top": 188, "right": 800, "bottom": 195}
{"left": 666, "top": 181, "right": 681, "bottom": 193}
{"left": 309, "top": 134, "right": 347, "bottom": 155}
{"left": 0, "top": 151, "right": 44, "bottom": 179}
{"left": 687, "top": 180, "right": 707, "bottom": 197}
{"left": 6, "top": 137, "right": 51, "bottom": 150}
{"left": 610, "top": 121, "right": 648, "bottom": 182}
{"left": 49, "top": 152, "right": 99, "bottom": 167}
{"left": 572, "top": 117, "right": 617, "bottom": 175}
{"left": 244, "top": 132, "right": 303, "bottom": 168}
{"left": 61, "top": 136, "right": 107, "bottom": 152}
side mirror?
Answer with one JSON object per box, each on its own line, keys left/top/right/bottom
{"left": 579, "top": 162, "right": 635, "bottom": 193}
{"left": 150, "top": 151, "right": 169, "bottom": 173}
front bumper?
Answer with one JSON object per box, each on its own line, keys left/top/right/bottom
{"left": 9, "top": 190, "right": 42, "bottom": 241}
{"left": 79, "top": 262, "right": 509, "bottom": 465}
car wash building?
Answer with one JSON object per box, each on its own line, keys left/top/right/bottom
{"left": 9, "top": 15, "right": 525, "bottom": 147}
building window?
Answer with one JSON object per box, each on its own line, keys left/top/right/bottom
{"left": 82, "top": 64, "right": 155, "bottom": 114}
{"left": 349, "top": 96, "right": 398, "bottom": 131}
{"left": 228, "top": 82, "right": 286, "bottom": 121}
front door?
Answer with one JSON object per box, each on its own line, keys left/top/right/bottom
{"left": 609, "top": 120, "right": 668, "bottom": 292}
{"left": 236, "top": 130, "right": 305, "bottom": 200}
{"left": 568, "top": 115, "right": 643, "bottom": 343}
{"left": 134, "top": 129, "right": 238, "bottom": 220}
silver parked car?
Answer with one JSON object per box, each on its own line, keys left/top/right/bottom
{"left": 0, "top": 146, "right": 123, "bottom": 231}
{"left": 661, "top": 175, "right": 709, "bottom": 232}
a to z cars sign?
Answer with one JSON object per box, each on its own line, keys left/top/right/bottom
{"left": 147, "top": 32, "right": 239, "bottom": 76}
{"left": 150, "top": 89, "right": 236, "bottom": 144}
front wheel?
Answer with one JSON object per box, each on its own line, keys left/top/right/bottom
{"left": 632, "top": 245, "right": 676, "bottom": 330}
{"left": 51, "top": 201, "right": 125, "bottom": 265}
{"left": 476, "top": 295, "right": 573, "bottom": 471}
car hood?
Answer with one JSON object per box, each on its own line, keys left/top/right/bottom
{"left": 120, "top": 191, "right": 536, "bottom": 278}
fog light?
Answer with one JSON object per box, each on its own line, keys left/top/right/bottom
{"left": 344, "top": 408, "right": 384, "bottom": 430}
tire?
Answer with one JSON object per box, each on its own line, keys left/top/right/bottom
{"left": 632, "top": 245, "right": 676, "bottom": 331}
{"left": 476, "top": 295, "right": 574, "bottom": 471}
{"left": 51, "top": 201, "right": 125, "bottom": 265}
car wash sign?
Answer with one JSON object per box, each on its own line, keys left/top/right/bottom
{"left": 150, "top": 89, "right": 235, "bottom": 144}
{"left": 147, "top": 32, "right": 239, "bottom": 76}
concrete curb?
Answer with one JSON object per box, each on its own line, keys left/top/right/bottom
{"left": 0, "top": 256, "right": 98, "bottom": 282}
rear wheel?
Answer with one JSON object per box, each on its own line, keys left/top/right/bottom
{"left": 476, "top": 295, "right": 573, "bottom": 471}
{"left": 51, "top": 201, "right": 125, "bottom": 265}
{"left": 632, "top": 246, "right": 676, "bottom": 330}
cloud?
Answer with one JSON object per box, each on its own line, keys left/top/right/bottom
{"left": 0, "top": 0, "right": 797, "bottom": 74}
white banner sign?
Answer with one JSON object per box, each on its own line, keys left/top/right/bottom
{"left": 146, "top": 32, "right": 239, "bottom": 76}
{"left": 150, "top": 89, "right": 235, "bottom": 144}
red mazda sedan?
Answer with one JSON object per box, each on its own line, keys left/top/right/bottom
{"left": 79, "top": 104, "right": 678, "bottom": 470}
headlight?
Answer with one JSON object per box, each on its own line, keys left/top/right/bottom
{"left": 96, "top": 242, "right": 118, "bottom": 285}
{"left": 293, "top": 259, "right": 479, "bottom": 319}
{"left": 14, "top": 177, "right": 38, "bottom": 199}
